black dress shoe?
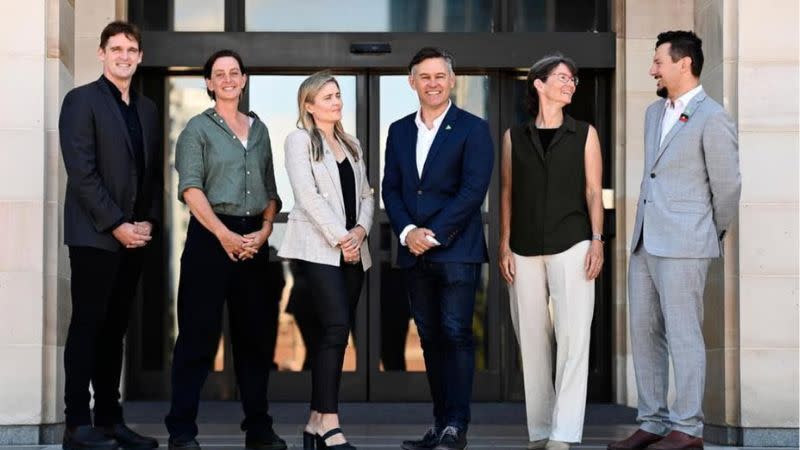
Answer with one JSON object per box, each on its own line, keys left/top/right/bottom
{"left": 245, "top": 428, "right": 287, "bottom": 450}
{"left": 63, "top": 425, "right": 119, "bottom": 450}
{"left": 433, "top": 426, "right": 466, "bottom": 450}
{"left": 401, "top": 427, "right": 441, "bottom": 450}
{"left": 167, "top": 438, "right": 200, "bottom": 450}
{"left": 99, "top": 424, "right": 158, "bottom": 449}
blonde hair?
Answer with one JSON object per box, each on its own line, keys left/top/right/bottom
{"left": 296, "top": 71, "right": 359, "bottom": 162}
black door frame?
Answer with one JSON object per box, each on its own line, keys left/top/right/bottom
{"left": 126, "top": 1, "right": 617, "bottom": 404}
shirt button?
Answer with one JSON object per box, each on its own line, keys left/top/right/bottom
{"left": 247, "top": 171, "right": 250, "bottom": 175}
{"left": 644, "top": 199, "right": 648, "bottom": 204}
{"left": 417, "top": 190, "right": 423, "bottom": 195}
{"left": 246, "top": 211, "right": 250, "bottom": 215}
{"left": 219, "top": 119, "right": 223, "bottom": 123}
{"left": 247, "top": 190, "right": 251, "bottom": 194}
{"left": 650, "top": 173, "right": 656, "bottom": 178}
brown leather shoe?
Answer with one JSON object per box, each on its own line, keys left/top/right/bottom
{"left": 646, "top": 431, "right": 703, "bottom": 450}
{"left": 607, "top": 430, "right": 664, "bottom": 450}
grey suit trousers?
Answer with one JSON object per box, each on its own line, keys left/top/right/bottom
{"left": 628, "top": 243, "right": 710, "bottom": 438}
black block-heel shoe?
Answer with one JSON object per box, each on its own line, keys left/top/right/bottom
{"left": 316, "top": 428, "right": 355, "bottom": 450}
{"left": 303, "top": 431, "right": 317, "bottom": 450}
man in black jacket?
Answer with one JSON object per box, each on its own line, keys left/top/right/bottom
{"left": 58, "top": 21, "right": 161, "bottom": 450}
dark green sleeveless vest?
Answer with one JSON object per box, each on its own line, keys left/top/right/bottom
{"left": 509, "top": 115, "right": 592, "bottom": 256}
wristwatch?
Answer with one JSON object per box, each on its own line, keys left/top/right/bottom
{"left": 592, "top": 233, "right": 604, "bottom": 243}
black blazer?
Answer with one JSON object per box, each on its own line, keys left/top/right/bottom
{"left": 58, "top": 77, "right": 162, "bottom": 251}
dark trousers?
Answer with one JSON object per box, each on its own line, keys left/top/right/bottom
{"left": 407, "top": 260, "right": 480, "bottom": 431}
{"left": 165, "top": 216, "right": 275, "bottom": 440}
{"left": 292, "top": 258, "right": 363, "bottom": 413}
{"left": 64, "top": 245, "right": 145, "bottom": 427}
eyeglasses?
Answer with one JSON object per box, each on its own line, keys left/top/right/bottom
{"left": 547, "top": 73, "right": 579, "bottom": 86}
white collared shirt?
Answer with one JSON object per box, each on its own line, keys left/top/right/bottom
{"left": 414, "top": 100, "right": 452, "bottom": 177}
{"left": 660, "top": 84, "right": 703, "bottom": 145}
{"left": 398, "top": 101, "right": 452, "bottom": 247}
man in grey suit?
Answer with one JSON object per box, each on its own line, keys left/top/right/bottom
{"left": 608, "top": 31, "right": 741, "bottom": 450}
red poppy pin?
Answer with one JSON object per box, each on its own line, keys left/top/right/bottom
{"left": 679, "top": 113, "right": 689, "bottom": 123}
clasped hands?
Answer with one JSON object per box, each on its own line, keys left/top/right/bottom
{"left": 406, "top": 227, "right": 439, "bottom": 256}
{"left": 217, "top": 222, "right": 272, "bottom": 262}
{"left": 113, "top": 221, "right": 153, "bottom": 249}
{"left": 338, "top": 226, "right": 367, "bottom": 264}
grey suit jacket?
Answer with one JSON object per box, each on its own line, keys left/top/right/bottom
{"left": 630, "top": 88, "right": 741, "bottom": 258}
{"left": 278, "top": 129, "right": 374, "bottom": 269}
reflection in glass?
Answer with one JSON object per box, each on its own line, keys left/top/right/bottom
{"left": 378, "top": 75, "right": 489, "bottom": 211}
{"left": 173, "top": 0, "right": 225, "bottom": 31}
{"left": 379, "top": 232, "right": 490, "bottom": 372}
{"left": 166, "top": 76, "right": 357, "bottom": 373}
{"left": 166, "top": 77, "right": 214, "bottom": 339}
{"left": 511, "top": 0, "right": 607, "bottom": 32}
{"left": 249, "top": 75, "right": 357, "bottom": 372}
{"left": 249, "top": 75, "right": 356, "bottom": 213}
{"left": 246, "top": 0, "right": 492, "bottom": 32}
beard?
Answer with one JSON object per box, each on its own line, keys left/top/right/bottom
{"left": 657, "top": 86, "right": 668, "bottom": 98}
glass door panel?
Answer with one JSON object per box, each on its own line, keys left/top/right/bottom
{"left": 373, "top": 74, "right": 494, "bottom": 383}
{"left": 249, "top": 75, "right": 359, "bottom": 373}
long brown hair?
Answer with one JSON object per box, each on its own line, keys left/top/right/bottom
{"left": 296, "top": 71, "right": 359, "bottom": 162}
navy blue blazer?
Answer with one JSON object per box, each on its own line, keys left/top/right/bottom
{"left": 382, "top": 104, "right": 494, "bottom": 268}
{"left": 59, "top": 77, "right": 162, "bottom": 251}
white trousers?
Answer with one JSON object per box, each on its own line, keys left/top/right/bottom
{"left": 508, "top": 240, "right": 595, "bottom": 443}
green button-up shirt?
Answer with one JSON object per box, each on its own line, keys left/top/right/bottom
{"left": 176, "top": 108, "right": 282, "bottom": 217}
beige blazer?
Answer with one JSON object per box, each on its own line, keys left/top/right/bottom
{"left": 278, "top": 129, "right": 374, "bottom": 269}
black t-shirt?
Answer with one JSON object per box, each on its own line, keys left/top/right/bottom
{"left": 337, "top": 158, "right": 357, "bottom": 230}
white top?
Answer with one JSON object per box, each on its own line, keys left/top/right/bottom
{"left": 414, "top": 100, "right": 452, "bottom": 177}
{"left": 398, "top": 101, "right": 452, "bottom": 247}
{"left": 240, "top": 116, "right": 255, "bottom": 148}
{"left": 660, "top": 84, "right": 703, "bottom": 145}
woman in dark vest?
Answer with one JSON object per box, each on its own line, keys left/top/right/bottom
{"left": 498, "top": 54, "right": 604, "bottom": 450}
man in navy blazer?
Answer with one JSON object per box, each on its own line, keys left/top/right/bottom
{"left": 382, "top": 47, "right": 494, "bottom": 450}
{"left": 58, "top": 21, "right": 161, "bottom": 450}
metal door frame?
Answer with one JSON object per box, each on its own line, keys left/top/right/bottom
{"left": 125, "top": 0, "right": 616, "bottom": 403}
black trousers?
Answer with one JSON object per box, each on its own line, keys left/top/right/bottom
{"left": 292, "top": 258, "right": 364, "bottom": 413}
{"left": 64, "top": 245, "right": 145, "bottom": 427}
{"left": 165, "top": 215, "right": 275, "bottom": 440}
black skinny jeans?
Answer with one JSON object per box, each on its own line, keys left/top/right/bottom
{"left": 291, "top": 258, "right": 364, "bottom": 413}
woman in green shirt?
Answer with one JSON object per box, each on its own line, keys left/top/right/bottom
{"left": 165, "top": 49, "right": 286, "bottom": 450}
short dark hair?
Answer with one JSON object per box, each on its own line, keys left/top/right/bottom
{"left": 525, "top": 53, "right": 578, "bottom": 117}
{"left": 203, "top": 49, "right": 247, "bottom": 100}
{"left": 408, "top": 47, "right": 455, "bottom": 75}
{"left": 99, "top": 21, "right": 142, "bottom": 50}
{"left": 656, "top": 30, "right": 704, "bottom": 77}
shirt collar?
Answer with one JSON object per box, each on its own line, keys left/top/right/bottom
{"left": 415, "top": 100, "right": 452, "bottom": 131}
{"left": 101, "top": 75, "right": 137, "bottom": 104}
{"left": 665, "top": 84, "right": 702, "bottom": 110}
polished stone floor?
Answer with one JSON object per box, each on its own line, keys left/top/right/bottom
{"left": 2, "top": 402, "right": 787, "bottom": 450}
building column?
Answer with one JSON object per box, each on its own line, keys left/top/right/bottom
{"left": 729, "top": 0, "right": 799, "bottom": 446}
{"left": 0, "top": 0, "right": 120, "bottom": 444}
{"left": 0, "top": 0, "right": 61, "bottom": 443}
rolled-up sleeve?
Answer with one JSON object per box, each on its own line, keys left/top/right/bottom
{"left": 262, "top": 128, "right": 283, "bottom": 212}
{"left": 175, "top": 122, "right": 205, "bottom": 203}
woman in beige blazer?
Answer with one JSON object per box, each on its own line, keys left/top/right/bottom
{"left": 278, "top": 71, "right": 373, "bottom": 450}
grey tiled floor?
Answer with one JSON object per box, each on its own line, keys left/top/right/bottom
{"left": 2, "top": 403, "right": 786, "bottom": 450}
